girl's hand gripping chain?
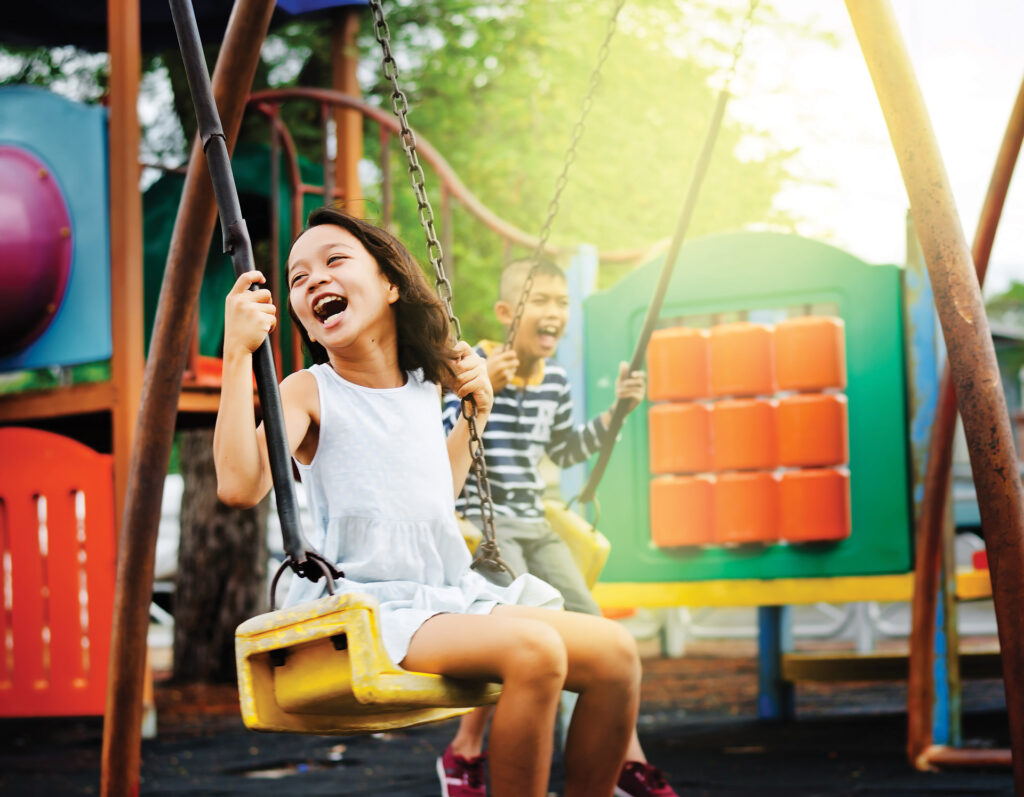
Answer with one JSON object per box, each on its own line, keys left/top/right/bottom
{"left": 224, "top": 270, "right": 278, "bottom": 356}
{"left": 451, "top": 341, "right": 494, "bottom": 419}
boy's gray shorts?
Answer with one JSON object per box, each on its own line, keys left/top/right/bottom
{"left": 467, "top": 514, "right": 601, "bottom": 617}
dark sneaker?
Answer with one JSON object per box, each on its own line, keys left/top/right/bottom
{"left": 615, "top": 760, "right": 678, "bottom": 797}
{"left": 436, "top": 745, "right": 487, "bottom": 797}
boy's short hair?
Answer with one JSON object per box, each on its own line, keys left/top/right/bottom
{"left": 499, "top": 257, "right": 567, "bottom": 303}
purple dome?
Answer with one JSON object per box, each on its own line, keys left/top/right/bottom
{"left": 0, "top": 145, "right": 73, "bottom": 356}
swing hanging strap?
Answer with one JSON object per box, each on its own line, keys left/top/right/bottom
{"left": 577, "top": 0, "right": 760, "bottom": 505}
{"left": 504, "top": 0, "right": 627, "bottom": 350}
{"left": 168, "top": 0, "right": 341, "bottom": 587}
{"left": 369, "top": 0, "right": 513, "bottom": 582}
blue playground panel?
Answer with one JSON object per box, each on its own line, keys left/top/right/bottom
{"left": 0, "top": 87, "right": 111, "bottom": 373}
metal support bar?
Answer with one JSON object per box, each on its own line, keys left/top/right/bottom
{"left": 757, "top": 606, "right": 794, "bottom": 720}
{"left": 906, "top": 71, "right": 1024, "bottom": 769}
{"left": 846, "top": 5, "right": 1024, "bottom": 789}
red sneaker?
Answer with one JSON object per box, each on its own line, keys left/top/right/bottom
{"left": 615, "top": 760, "right": 678, "bottom": 797}
{"left": 436, "top": 745, "right": 487, "bottom": 797}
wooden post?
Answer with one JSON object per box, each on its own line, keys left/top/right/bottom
{"left": 100, "top": 2, "right": 277, "bottom": 794}
{"left": 332, "top": 7, "right": 363, "bottom": 216}
{"left": 105, "top": 0, "right": 143, "bottom": 570}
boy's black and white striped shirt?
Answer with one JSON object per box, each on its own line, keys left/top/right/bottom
{"left": 442, "top": 344, "right": 607, "bottom": 520}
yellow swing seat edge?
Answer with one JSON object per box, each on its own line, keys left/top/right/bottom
{"left": 236, "top": 592, "right": 501, "bottom": 734}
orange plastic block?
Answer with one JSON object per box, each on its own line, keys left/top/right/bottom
{"left": 777, "top": 394, "right": 849, "bottom": 467}
{"left": 647, "top": 327, "right": 711, "bottom": 401}
{"left": 774, "top": 316, "right": 847, "bottom": 391}
{"left": 711, "top": 399, "right": 777, "bottom": 471}
{"left": 709, "top": 322, "right": 775, "bottom": 397}
{"left": 779, "top": 468, "right": 851, "bottom": 543}
{"left": 714, "top": 472, "right": 779, "bottom": 544}
{"left": 650, "top": 475, "right": 715, "bottom": 547}
{"left": 648, "top": 403, "right": 712, "bottom": 474}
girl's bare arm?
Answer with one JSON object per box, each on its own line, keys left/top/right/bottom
{"left": 213, "top": 271, "right": 315, "bottom": 507}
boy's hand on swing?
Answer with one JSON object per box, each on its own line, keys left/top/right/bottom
{"left": 614, "top": 361, "right": 646, "bottom": 414}
{"left": 224, "top": 270, "right": 277, "bottom": 357}
{"left": 451, "top": 341, "right": 494, "bottom": 418}
{"left": 486, "top": 345, "right": 519, "bottom": 392}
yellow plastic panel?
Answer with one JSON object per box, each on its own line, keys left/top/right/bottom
{"left": 236, "top": 592, "right": 501, "bottom": 734}
{"left": 544, "top": 500, "right": 611, "bottom": 589}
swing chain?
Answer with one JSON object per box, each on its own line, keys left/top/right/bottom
{"left": 504, "top": 0, "right": 626, "bottom": 349}
{"left": 723, "top": 0, "right": 760, "bottom": 90}
{"left": 369, "top": 2, "right": 459, "bottom": 339}
{"left": 369, "top": 0, "right": 514, "bottom": 580}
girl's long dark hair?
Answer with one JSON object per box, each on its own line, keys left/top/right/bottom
{"left": 287, "top": 207, "right": 457, "bottom": 386}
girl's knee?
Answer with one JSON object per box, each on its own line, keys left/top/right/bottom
{"left": 503, "top": 621, "right": 568, "bottom": 689}
{"left": 597, "top": 619, "right": 642, "bottom": 687}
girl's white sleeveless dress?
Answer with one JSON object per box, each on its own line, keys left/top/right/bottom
{"left": 284, "top": 363, "right": 563, "bottom": 666}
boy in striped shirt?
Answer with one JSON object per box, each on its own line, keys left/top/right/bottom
{"left": 438, "top": 260, "right": 677, "bottom": 797}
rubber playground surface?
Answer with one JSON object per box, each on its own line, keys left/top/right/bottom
{"left": 1, "top": 642, "right": 1013, "bottom": 796}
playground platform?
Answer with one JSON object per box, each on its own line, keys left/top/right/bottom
{"left": 0, "top": 639, "right": 1013, "bottom": 796}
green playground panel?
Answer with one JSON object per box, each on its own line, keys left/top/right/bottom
{"left": 584, "top": 231, "right": 913, "bottom": 582}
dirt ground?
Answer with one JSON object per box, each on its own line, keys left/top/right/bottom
{"left": 1, "top": 640, "right": 1014, "bottom": 796}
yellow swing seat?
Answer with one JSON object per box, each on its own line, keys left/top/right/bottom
{"left": 235, "top": 592, "right": 501, "bottom": 735}
{"left": 543, "top": 499, "right": 611, "bottom": 589}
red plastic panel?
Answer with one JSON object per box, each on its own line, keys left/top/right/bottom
{"left": 0, "top": 427, "right": 115, "bottom": 717}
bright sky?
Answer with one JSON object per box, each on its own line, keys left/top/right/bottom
{"left": 729, "top": 0, "right": 1024, "bottom": 297}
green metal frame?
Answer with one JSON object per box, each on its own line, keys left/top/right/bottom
{"left": 584, "top": 231, "right": 913, "bottom": 582}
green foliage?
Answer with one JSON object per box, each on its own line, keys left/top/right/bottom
{"left": 0, "top": 44, "right": 107, "bottom": 100}
{"left": 986, "top": 280, "right": 1024, "bottom": 322}
{"left": 346, "top": 0, "right": 806, "bottom": 341}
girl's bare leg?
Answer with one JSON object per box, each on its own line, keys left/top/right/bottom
{"left": 402, "top": 612, "right": 567, "bottom": 797}
{"left": 492, "top": 607, "right": 641, "bottom": 797}
{"left": 625, "top": 728, "right": 647, "bottom": 763}
{"left": 451, "top": 704, "right": 494, "bottom": 758}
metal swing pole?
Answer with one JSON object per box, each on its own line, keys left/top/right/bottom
{"left": 907, "top": 74, "right": 1024, "bottom": 769}
{"left": 847, "top": 2, "right": 1024, "bottom": 791}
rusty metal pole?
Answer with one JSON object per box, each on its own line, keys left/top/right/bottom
{"left": 907, "top": 74, "right": 1024, "bottom": 767}
{"left": 99, "top": 2, "right": 276, "bottom": 794}
{"left": 846, "top": 5, "right": 1024, "bottom": 790}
